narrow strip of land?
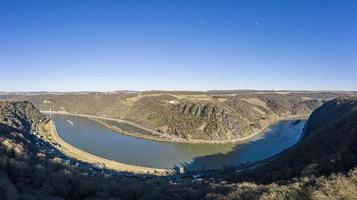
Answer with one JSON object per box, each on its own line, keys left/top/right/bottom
{"left": 38, "top": 120, "right": 173, "bottom": 175}
{"left": 41, "top": 110, "right": 309, "bottom": 144}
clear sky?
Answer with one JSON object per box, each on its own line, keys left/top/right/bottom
{"left": 0, "top": 0, "right": 356, "bottom": 92}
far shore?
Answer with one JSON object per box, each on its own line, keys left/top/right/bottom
{"left": 41, "top": 110, "right": 309, "bottom": 144}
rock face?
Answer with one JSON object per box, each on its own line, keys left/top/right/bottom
{"left": 248, "top": 97, "right": 357, "bottom": 182}
{"left": 0, "top": 101, "right": 46, "bottom": 133}
{"left": 125, "top": 94, "right": 322, "bottom": 140}
{"left": 0, "top": 92, "right": 344, "bottom": 141}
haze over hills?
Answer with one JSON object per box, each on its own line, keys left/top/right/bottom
{"left": 1, "top": 91, "right": 353, "bottom": 142}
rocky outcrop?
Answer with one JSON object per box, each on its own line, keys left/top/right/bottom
{"left": 126, "top": 94, "right": 324, "bottom": 141}
{"left": 174, "top": 102, "right": 235, "bottom": 139}
{"left": 0, "top": 101, "right": 46, "bottom": 133}
{"left": 0, "top": 92, "right": 344, "bottom": 141}
{"left": 186, "top": 97, "right": 318, "bottom": 140}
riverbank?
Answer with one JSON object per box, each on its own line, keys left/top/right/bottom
{"left": 41, "top": 110, "right": 309, "bottom": 144}
{"left": 37, "top": 119, "right": 173, "bottom": 175}
{"left": 93, "top": 115, "right": 308, "bottom": 144}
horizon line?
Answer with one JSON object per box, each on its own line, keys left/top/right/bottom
{"left": 1, "top": 89, "right": 356, "bottom": 93}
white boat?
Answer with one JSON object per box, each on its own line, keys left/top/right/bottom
{"left": 67, "top": 120, "right": 74, "bottom": 126}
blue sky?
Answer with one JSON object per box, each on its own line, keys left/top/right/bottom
{"left": 0, "top": 0, "right": 356, "bottom": 92}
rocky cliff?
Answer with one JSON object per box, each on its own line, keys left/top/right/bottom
{"left": 125, "top": 93, "right": 322, "bottom": 140}
{"left": 0, "top": 101, "right": 46, "bottom": 134}
{"left": 0, "top": 92, "right": 345, "bottom": 141}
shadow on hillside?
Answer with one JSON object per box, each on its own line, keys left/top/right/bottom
{"left": 179, "top": 120, "right": 307, "bottom": 173}
{"left": 2, "top": 122, "right": 197, "bottom": 199}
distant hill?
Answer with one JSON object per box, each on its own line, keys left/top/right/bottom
{"left": 0, "top": 91, "right": 347, "bottom": 142}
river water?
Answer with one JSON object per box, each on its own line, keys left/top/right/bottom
{"left": 51, "top": 114, "right": 305, "bottom": 170}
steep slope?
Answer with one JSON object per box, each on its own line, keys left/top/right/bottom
{"left": 0, "top": 100, "right": 356, "bottom": 199}
{"left": 0, "top": 92, "right": 342, "bottom": 141}
{"left": 0, "top": 101, "right": 46, "bottom": 133}
{"left": 237, "top": 97, "right": 357, "bottom": 183}
{"left": 0, "top": 101, "right": 181, "bottom": 199}
{"left": 125, "top": 93, "right": 322, "bottom": 140}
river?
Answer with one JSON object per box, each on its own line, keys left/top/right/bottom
{"left": 50, "top": 114, "right": 305, "bottom": 170}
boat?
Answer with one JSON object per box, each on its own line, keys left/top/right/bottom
{"left": 67, "top": 120, "right": 74, "bottom": 126}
